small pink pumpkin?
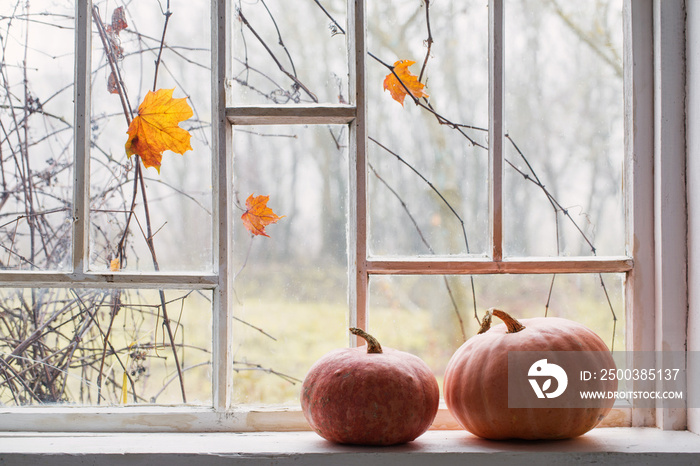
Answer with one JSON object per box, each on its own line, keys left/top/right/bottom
{"left": 301, "top": 328, "right": 439, "bottom": 445}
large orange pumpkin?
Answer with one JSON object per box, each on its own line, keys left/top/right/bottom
{"left": 301, "top": 328, "right": 439, "bottom": 445}
{"left": 444, "top": 309, "right": 617, "bottom": 440}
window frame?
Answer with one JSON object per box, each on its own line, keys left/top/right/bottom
{"left": 0, "top": 0, "right": 690, "bottom": 433}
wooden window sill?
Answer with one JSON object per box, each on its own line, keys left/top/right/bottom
{"left": 0, "top": 428, "right": 698, "bottom": 465}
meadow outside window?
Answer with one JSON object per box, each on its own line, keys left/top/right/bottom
{"left": 0, "top": 0, "right": 690, "bottom": 434}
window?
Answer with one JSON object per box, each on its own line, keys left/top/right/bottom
{"left": 0, "top": 0, "right": 215, "bottom": 408}
{"left": 228, "top": 0, "right": 632, "bottom": 424}
{"left": 0, "top": 0, "right": 690, "bottom": 434}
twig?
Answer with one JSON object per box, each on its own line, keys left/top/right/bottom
{"left": 312, "top": 0, "right": 345, "bottom": 35}
{"left": 505, "top": 134, "right": 597, "bottom": 254}
{"left": 0, "top": 357, "right": 42, "bottom": 404}
{"left": 233, "top": 316, "right": 278, "bottom": 341}
{"left": 152, "top": 0, "right": 172, "bottom": 91}
{"left": 260, "top": 0, "right": 297, "bottom": 78}
{"left": 149, "top": 361, "right": 209, "bottom": 403}
{"left": 233, "top": 360, "right": 302, "bottom": 385}
{"left": 546, "top": 0, "right": 622, "bottom": 78}
{"left": 137, "top": 163, "right": 187, "bottom": 403}
{"left": 237, "top": 8, "right": 318, "bottom": 103}
{"left": 370, "top": 45, "right": 616, "bottom": 341}
{"left": 418, "top": 0, "right": 433, "bottom": 82}
{"left": 369, "top": 137, "right": 470, "bottom": 251}
{"left": 369, "top": 161, "right": 467, "bottom": 340}
{"left": 599, "top": 272, "right": 618, "bottom": 352}
{"left": 368, "top": 51, "right": 486, "bottom": 149}
{"left": 91, "top": 6, "right": 133, "bottom": 121}
{"left": 70, "top": 289, "right": 136, "bottom": 403}
{"left": 92, "top": 4, "right": 188, "bottom": 402}
{"left": 369, "top": 137, "right": 479, "bottom": 326}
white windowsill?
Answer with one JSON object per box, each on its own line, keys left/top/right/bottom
{"left": 1, "top": 428, "right": 698, "bottom": 465}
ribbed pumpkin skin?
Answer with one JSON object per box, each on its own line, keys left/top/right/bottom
{"left": 301, "top": 345, "right": 439, "bottom": 446}
{"left": 444, "top": 316, "right": 616, "bottom": 440}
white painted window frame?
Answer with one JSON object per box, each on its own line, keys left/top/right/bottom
{"left": 0, "top": 0, "right": 690, "bottom": 433}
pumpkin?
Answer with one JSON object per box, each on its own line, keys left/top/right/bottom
{"left": 301, "top": 327, "right": 440, "bottom": 445}
{"left": 444, "top": 309, "right": 617, "bottom": 440}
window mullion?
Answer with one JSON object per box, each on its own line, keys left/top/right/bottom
{"left": 347, "top": 0, "right": 367, "bottom": 345}
{"left": 366, "top": 257, "right": 633, "bottom": 275}
{"left": 72, "top": 0, "right": 91, "bottom": 274}
{"left": 652, "top": 0, "right": 687, "bottom": 430}
{"left": 213, "top": 0, "right": 233, "bottom": 411}
{"left": 226, "top": 105, "right": 355, "bottom": 125}
{"left": 0, "top": 271, "right": 217, "bottom": 288}
{"left": 488, "top": 0, "right": 504, "bottom": 262}
{"left": 623, "top": 0, "right": 655, "bottom": 428}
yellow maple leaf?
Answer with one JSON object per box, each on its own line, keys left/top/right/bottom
{"left": 110, "top": 258, "right": 120, "bottom": 271}
{"left": 383, "top": 60, "right": 429, "bottom": 107}
{"left": 125, "top": 88, "right": 193, "bottom": 173}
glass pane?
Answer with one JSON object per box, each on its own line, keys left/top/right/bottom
{"left": 89, "top": 1, "right": 212, "bottom": 272}
{"left": 231, "top": 0, "right": 348, "bottom": 105}
{"left": 369, "top": 273, "right": 624, "bottom": 392}
{"left": 232, "top": 125, "right": 348, "bottom": 404}
{"left": 0, "top": 1, "right": 74, "bottom": 270}
{"left": 504, "top": 0, "right": 624, "bottom": 257}
{"left": 367, "top": 1, "right": 489, "bottom": 257}
{"left": 0, "top": 288, "right": 212, "bottom": 406}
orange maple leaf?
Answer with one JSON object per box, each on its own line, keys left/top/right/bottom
{"left": 241, "top": 194, "right": 284, "bottom": 237}
{"left": 125, "top": 88, "right": 193, "bottom": 173}
{"left": 383, "top": 60, "right": 429, "bottom": 106}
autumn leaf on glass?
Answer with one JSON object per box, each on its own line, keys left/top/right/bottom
{"left": 241, "top": 194, "right": 284, "bottom": 238}
{"left": 125, "top": 88, "right": 193, "bottom": 172}
{"left": 383, "top": 60, "right": 429, "bottom": 106}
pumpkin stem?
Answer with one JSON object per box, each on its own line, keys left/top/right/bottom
{"left": 489, "top": 308, "right": 526, "bottom": 333}
{"left": 349, "top": 327, "right": 383, "bottom": 354}
{"left": 477, "top": 310, "right": 492, "bottom": 334}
